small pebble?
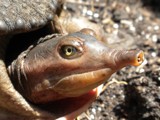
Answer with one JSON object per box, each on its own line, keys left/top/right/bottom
{"left": 151, "top": 52, "right": 157, "bottom": 57}
{"left": 129, "top": 26, "right": 136, "bottom": 32}
{"left": 86, "top": 10, "right": 93, "bottom": 16}
{"left": 113, "top": 23, "right": 119, "bottom": 29}
{"left": 125, "top": 6, "right": 131, "bottom": 13}
{"left": 136, "top": 15, "right": 143, "bottom": 22}
{"left": 152, "top": 34, "right": 158, "bottom": 42}
{"left": 147, "top": 26, "right": 152, "bottom": 31}
{"left": 90, "top": 114, "right": 94, "bottom": 120}
{"left": 138, "top": 15, "right": 143, "bottom": 21}
{"left": 141, "top": 31, "right": 145, "bottom": 35}
{"left": 98, "top": 107, "right": 102, "bottom": 111}
{"left": 121, "top": 20, "right": 133, "bottom": 26}
{"left": 82, "top": 7, "right": 87, "bottom": 16}
{"left": 93, "top": 13, "right": 99, "bottom": 18}
{"left": 91, "top": 108, "right": 96, "bottom": 114}
{"left": 136, "top": 59, "right": 147, "bottom": 72}
{"left": 139, "top": 68, "right": 145, "bottom": 73}
{"left": 154, "top": 25, "right": 159, "bottom": 31}
{"left": 145, "top": 34, "right": 150, "bottom": 39}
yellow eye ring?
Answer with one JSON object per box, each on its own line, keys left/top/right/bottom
{"left": 60, "top": 45, "right": 78, "bottom": 59}
{"left": 65, "top": 46, "right": 74, "bottom": 56}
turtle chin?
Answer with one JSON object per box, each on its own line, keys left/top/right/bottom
{"left": 38, "top": 85, "right": 103, "bottom": 119}
{"left": 36, "top": 68, "right": 112, "bottom": 119}
{"left": 53, "top": 68, "right": 114, "bottom": 97}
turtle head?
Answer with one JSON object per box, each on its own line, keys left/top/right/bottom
{"left": 8, "top": 28, "right": 144, "bottom": 104}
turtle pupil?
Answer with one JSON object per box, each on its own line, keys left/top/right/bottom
{"left": 67, "top": 47, "right": 72, "bottom": 53}
{"left": 60, "top": 45, "right": 77, "bottom": 59}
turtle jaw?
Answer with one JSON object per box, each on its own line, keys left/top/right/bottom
{"left": 29, "top": 68, "right": 114, "bottom": 104}
{"left": 32, "top": 68, "right": 111, "bottom": 119}
{"left": 52, "top": 68, "right": 114, "bottom": 97}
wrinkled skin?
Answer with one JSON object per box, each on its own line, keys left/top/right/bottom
{"left": 0, "top": 0, "right": 144, "bottom": 120}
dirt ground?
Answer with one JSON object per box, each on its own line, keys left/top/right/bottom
{"left": 65, "top": 0, "right": 160, "bottom": 120}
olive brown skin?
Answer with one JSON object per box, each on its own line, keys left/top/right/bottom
{"left": 8, "top": 29, "right": 144, "bottom": 105}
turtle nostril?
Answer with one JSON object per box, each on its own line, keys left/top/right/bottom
{"left": 136, "top": 51, "right": 144, "bottom": 66}
{"left": 110, "top": 49, "right": 145, "bottom": 68}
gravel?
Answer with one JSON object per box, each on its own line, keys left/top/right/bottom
{"left": 65, "top": 0, "right": 160, "bottom": 119}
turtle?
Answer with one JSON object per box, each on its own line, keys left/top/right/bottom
{"left": 0, "top": 0, "right": 144, "bottom": 120}
{"left": 5, "top": 28, "right": 144, "bottom": 120}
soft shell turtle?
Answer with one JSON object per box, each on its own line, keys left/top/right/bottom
{"left": 0, "top": 0, "right": 144, "bottom": 120}
{"left": 5, "top": 28, "right": 144, "bottom": 120}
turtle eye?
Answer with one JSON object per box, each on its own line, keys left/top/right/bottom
{"left": 60, "top": 45, "right": 81, "bottom": 59}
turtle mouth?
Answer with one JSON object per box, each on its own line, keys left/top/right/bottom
{"left": 38, "top": 85, "right": 102, "bottom": 119}
{"left": 51, "top": 68, "right": 113, "bottom": 98}
{"left": 33, "top": 68, "right": 109, "bottom": 119}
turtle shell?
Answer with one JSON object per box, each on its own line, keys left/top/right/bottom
{"left": 0, "top": 0, "right": 64, "bottom": 119}
{"left": 0, "top": 0, "right": 64, "bottom": 35}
